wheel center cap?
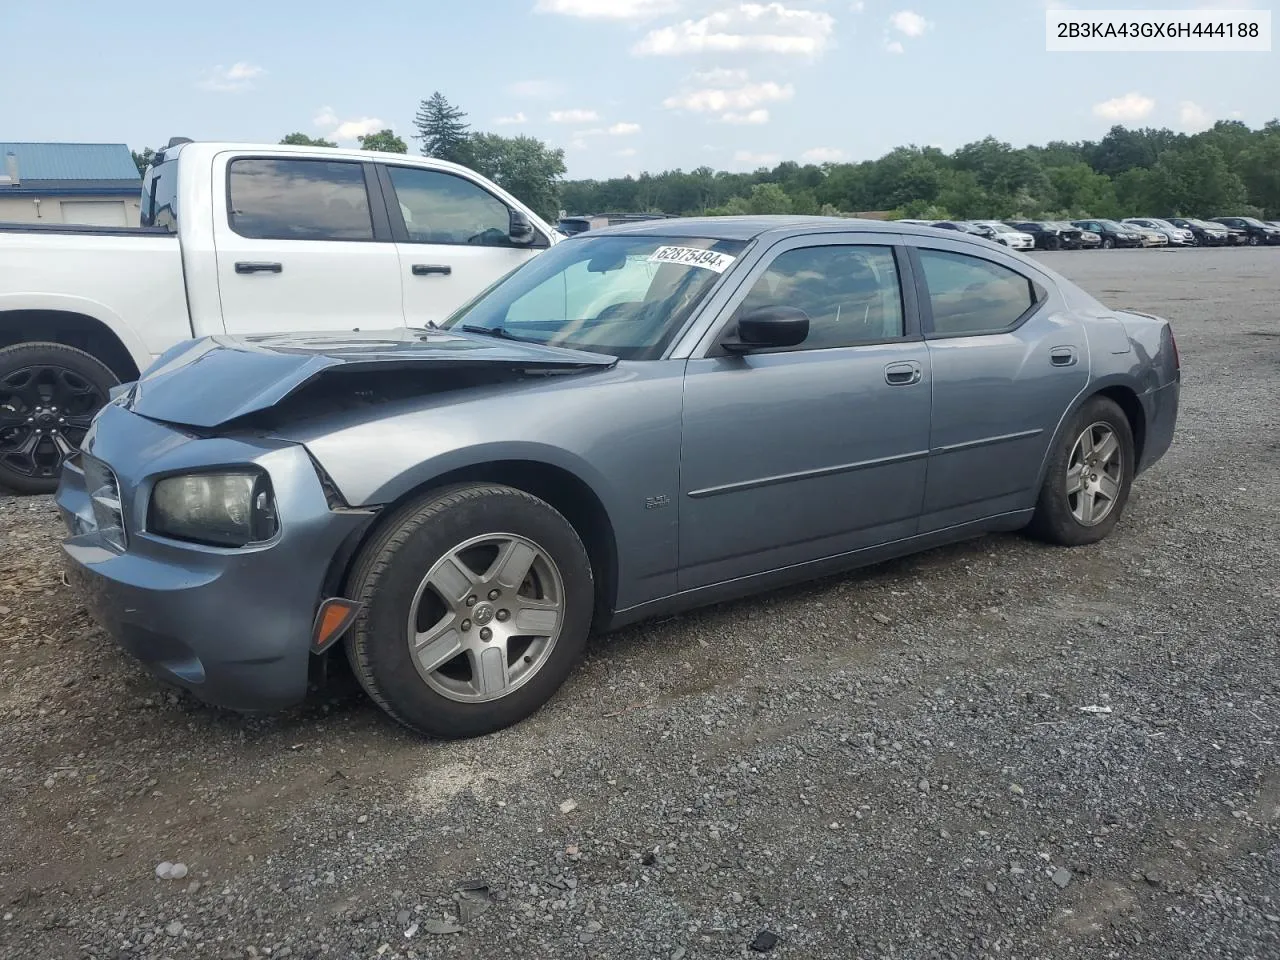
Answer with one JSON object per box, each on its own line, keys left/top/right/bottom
{"left": 472, "top": 602, "right": 495, "bottom": 626}
{"left": 37, "top": 411, "right": 57, "bottom": 425}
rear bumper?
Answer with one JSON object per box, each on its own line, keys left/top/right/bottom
{"left": 1138, "top": 379, "right": 1179, "bottom": 474}
{"left": 56, "top": 406, "right": 374, "bottom": 711}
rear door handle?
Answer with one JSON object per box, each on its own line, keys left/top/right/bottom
{"left": 235, "top": 261, "right": 283, "bottom": 275}
{"left": 1050, "top": 346, "right": 1078, "bottom": 367}
{"left": 412, "top": 264, "right": 452, "bottom": 277}
{"left": 884, "top": 361, "right": 922, "bottom": 386}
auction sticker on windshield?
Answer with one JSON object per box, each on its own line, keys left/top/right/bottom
{"left": 649, "top": 246, "right": 737, "bottom": 273}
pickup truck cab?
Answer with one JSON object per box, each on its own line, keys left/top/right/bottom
{"left": 0, "top": 140, "right": 558, "bottom": 492}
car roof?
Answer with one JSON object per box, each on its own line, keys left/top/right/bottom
{"left": 584, "top": 214, "right": 996, "bottom": 247}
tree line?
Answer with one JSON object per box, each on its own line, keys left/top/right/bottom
{"left": 134, "top": 99, "right": 1280, "bottom": 223}
{"left": 563, "top": 120, "right": 1280, "bottom": 222}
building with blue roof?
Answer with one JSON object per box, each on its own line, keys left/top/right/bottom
{"left": 0, "top": 142, "right": 142, "bottom": 226}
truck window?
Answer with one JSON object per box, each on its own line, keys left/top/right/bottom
{"left": 385, "top": 167, "right": 513, "bottom": 246}
{"left": 227, "top": 158, "right": 374, "bottom": 241}
{"left": 141, "top": 159, "right": 179, "bottom": 231}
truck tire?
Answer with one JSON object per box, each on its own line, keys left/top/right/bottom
{"left": 0, "top": 341, "right": 118, "bottom": 495}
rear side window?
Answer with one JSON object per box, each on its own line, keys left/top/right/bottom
{"left": 227, "top": 158, "right": 373, "bottom": 241}
{"left": 918, "top": 249, "right": 1038, "bottom": 337}
{"left": 141, "top": 160, "right": 179, "bottom": 231}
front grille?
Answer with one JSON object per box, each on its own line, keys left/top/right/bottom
{"left": 81, "top": 455, "right": 127, "bottom": 553}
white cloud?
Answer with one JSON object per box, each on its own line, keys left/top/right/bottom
{"left": 617, "top": 147, "right": 639, "bottom": 157}
{"left": 635, "top": 3, "right": 836, "bottom": 57}
{"left": 733, "top": 149, "right": 781, "bottom": 168}
{"left": 332, "top": 118, "right": 384, "bottom": 140}
{"left": 801, "top": 146, "right": 847, "bottom": 163}
{"left": 884, "top": 39, "right": 905, "bottom": 53}
{"left": 693, "top": 67, "right": 751, "bottom": 85}
{"left": 1178, "top": 100, "right": 1212, "bottom": 132}
{"left": 1092, "top": 92, "right": 1156, "bottom": 122}
{"left": 664, "top": 79, "right": 794, "bottom": 113}
{"left": 494, "top": 112, "right": 528, "bottom": 125}
{"left": 535, "top": 0, "right": 677, "bottom": 18}
{"left": 850, "top": 0, "right": 865, "bottom": 11}
{"left": 569, "top": 138, "right": 590, "bottom": 151}
{"left": 198, "top": 61, "right": 264, "bottom": 93}
{"left": 889, "top": 10, "right": 930, "bottom": 37}
{"left": 608, "top": 122, "right": 642, "bottom": 135}
{"left": 313, "top": 105, "right": 385, "bottom": 143}
{"left": 550, "top": 108, "right": 600, "bottom": 123}
{"left": 510, "top": 79, "right": 564, "bottom": 99}
{"left": 722, "top": 109, "right": 771, "bottom": 124}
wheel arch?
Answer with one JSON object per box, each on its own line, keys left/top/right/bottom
{"left": 1035, "top": 378, "right": 1147, "bottom": 492}
{"left": 324, "top": 458, "right": 621, "bottom": 631}
{"left": 0, "top": 304, "right": 145, "bottom": 382}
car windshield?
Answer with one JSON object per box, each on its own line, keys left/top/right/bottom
{"left": 1240, "top": 217, "right": 1266, "bottom": 227}
{"left": 1100, "top": 220, "right": 1129, "bottom": 231}
{"left": 984, "top": 222, "right": 1020, "bottom": 234}
{"left": 440, "top": 234, "right": 747, "bottom": 360}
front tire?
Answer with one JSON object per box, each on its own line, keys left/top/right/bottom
{"left": 1101, "top": 237, "right": 1115, "bottom": 250}
{"left": 0, "top": 342, "right": 118, "bottom": 495}
{"left": 344, "top": 483, "right": 594, "bottom": 739}
{"left": 1027, "top": 397, "right": 1135, "bottom": 547}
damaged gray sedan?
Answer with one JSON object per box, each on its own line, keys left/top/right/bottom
{"left": 57, "top": 217, "right": 1180, "bottom": 738}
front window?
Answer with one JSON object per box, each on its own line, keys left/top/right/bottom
{"left": 442, "top": 234, "right": 747, "bottom": 360}
{"left": 386, "top": 167, "right": 515, "bottom": 246}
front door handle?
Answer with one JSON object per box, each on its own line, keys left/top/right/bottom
{"left": 1050, "top": 346, "right": 1078, "bottom": 367}
{"left": 235, "top": 261, "right": 283, "bottom": 274}
{"left": 884, "top": 361, "right": 922, "bottom": 386}
{"left": 412, "top": 264, "right": 452, "bottom": 277}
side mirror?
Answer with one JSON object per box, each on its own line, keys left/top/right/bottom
{"left": 724, "top": 305, "right": 810, "bottom": 352}
{"left": 509, "top": 209, "right": 537, "bottom": 246}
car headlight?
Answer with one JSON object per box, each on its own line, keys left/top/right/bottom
{"left": 149, "top": 471, "right": 278, "bottom": 548}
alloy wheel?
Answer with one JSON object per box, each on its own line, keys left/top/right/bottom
{"left": 1067, "top": 422, "right": 1123, "bottom": 526}
{"left": 406, "top": 533, "right": 565, "bottom": 703}
{"left": 0, "top": 364, "right": 105, "bottom": 480}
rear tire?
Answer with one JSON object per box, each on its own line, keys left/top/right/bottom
{"left": 1027, "top": 396, "right": 1135, "bottom": 547}
{"left": 0, "top": 342, "right": 118, "bottom": 495}
{"left": 344, "top": 483, "right": 594, "bottom": 739}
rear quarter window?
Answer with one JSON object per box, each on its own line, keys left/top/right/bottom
{"left": 141, "top": 160, "right": 179, "bottom": 231}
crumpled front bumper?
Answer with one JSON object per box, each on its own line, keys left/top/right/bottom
{"left": 55, "top": 403, "right": 374, "bottom": 712}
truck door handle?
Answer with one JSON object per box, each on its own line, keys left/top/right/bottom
{"left": 1050, "top": 346, "right": 1078, "bottom": 366}
{"left": 234, "top": 261, "right": 283, "bottom": 274}
{"left": 412, "top": 264, "right": 452, "bottom": 277}
{"left": 884, "top": 361, "right": 922, "bottom": 385}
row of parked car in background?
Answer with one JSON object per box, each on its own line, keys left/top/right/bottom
{"left": 897, "top": 215, "right": 1280, "bottom": 250}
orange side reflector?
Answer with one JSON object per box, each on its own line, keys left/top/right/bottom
{"left": 311, "top": 598, "right": 361, "bottom": 653}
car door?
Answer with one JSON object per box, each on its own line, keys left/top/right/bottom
{"left": 678, "top": 235, "right": 932, "bottom": 591}
{"left": 214, "top": 154, "right": 404, "bottom": 335}
{"left": 376, "top": 165, "right": 551, "bottom": 328}
{"left": 905, "top": 237, "right": 1090, "bottom": 531}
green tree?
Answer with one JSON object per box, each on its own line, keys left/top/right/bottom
{"left": 1149, "top": 143, "right": 1247, "bottom": 215}
{"left": 1238, "top": 133, "right": 1280, "bottom": 216}
{"left": 1047, "top": 162, "right": 1118, "bottom": 218}
{"left": 414, "top": 92, "right": 471, "bottom": 163}
{"left": 131, "top": 147, "right": 156, "bottom": 176}
{"left": 466, "top": 133, "right": 566, "bottom": 221}
{"left": 745, "top": 183, "right": 793, "bottom": 215}
{"left": 357, "top": 129, "right": 408, "bottom": 153}
{"left": 279, "top": 132, "right": 338, "bottom": 147}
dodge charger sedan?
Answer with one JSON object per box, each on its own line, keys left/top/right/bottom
{"left": 57, "top": 217, "right": 1181, "bottom": 739}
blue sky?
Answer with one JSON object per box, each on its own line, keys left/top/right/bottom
{"left": 3, "top": 0, "right": 1275, "bottom": 178}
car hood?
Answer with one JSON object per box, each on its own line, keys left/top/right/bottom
{"left": 117, "top": 327, "right": 618, "bottom": 429}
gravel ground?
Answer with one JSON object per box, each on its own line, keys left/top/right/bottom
{"left": 1, "top": 248, "right": 1277, "bottom": 960}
